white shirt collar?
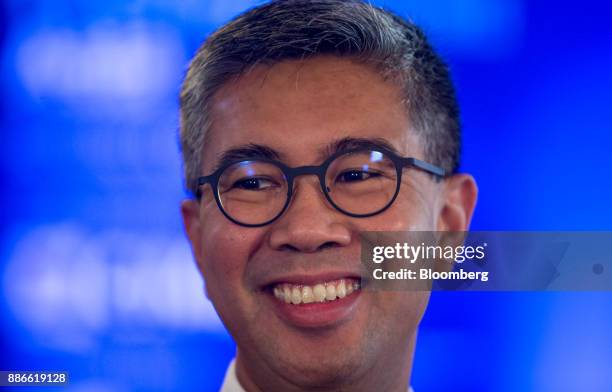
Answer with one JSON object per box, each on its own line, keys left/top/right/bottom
{"left": 220, "top": 359, "right": 246, "bottom": 392}
{"left": 220, "top": 358, "right": 414, "bottom": 392}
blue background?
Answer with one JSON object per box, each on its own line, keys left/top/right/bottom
{"left": 1, "top": 0, "right": 611, "bottom": 391}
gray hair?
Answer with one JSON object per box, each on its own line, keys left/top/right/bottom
{"left": 180, "top": 0, "right": 460, "bottom": 194}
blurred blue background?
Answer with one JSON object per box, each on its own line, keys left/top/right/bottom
{"left": 1, "top": 0, "right": 611, "bottom": 391}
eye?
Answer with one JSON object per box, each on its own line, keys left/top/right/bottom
{"left": 233, "top": 177, "right": 276, "bottom": 190}
{"left": 336, "top": 170, "right": 380, "bottom": 183}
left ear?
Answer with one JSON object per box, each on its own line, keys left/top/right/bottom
{"left": 436, "top": 173, "right": 478, "bottom": 232}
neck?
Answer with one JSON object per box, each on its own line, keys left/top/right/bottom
{"left": 234, "top": 332, "right": 417, "bottom": 392}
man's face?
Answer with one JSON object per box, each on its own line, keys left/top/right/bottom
{"left": 182, "top": 57, "right": 476, "bottom": 390}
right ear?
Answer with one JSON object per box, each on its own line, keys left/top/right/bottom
{"left": 181, "top": 199, "right": 214, "bottom": 300}
{"left": 181, "top": 199, "right": 203, "bottom": 266}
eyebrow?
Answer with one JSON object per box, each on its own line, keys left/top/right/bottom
{"left": 212, "top": 143, "right": 284, "bottom": 173}
{"left": 324, "top": 137, "right": 400, "bottom": 158}
{"left": 211, "top": 136, "right": 400, "bottom": 173}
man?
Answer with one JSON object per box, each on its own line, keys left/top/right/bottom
{"left": 180, "top": 1, "right": 477, "bottom": 391}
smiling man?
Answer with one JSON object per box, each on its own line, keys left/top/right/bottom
{"left": 179, "top": 1, "right": 477, "bottom": 391}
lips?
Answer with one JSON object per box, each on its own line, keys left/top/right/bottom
{"left": 262, "top": 272, "right": 364, "bottom": 328}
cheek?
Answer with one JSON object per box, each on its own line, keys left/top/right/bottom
{"left": 197, "top": 221, "right": 270, "bottom": 336}
{"left": 371, "top": 291, "right": 430, "bottom": 334}
{"left": 366, "top": 191, "right": 437, "bottom": 231}
{"left": 197, "top": 206, "right": 264, "bottom": 301}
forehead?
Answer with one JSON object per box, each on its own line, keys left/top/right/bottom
{"left": 203, "top": 56, "right": 421, "bottom": 170}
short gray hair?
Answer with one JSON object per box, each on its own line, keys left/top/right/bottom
{"left": 180, "top": 0, "right": 460, "bottom": 194}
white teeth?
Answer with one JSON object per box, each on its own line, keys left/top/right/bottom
{"left": 302, "top": 286, "right": 314, "bottom": 304}
{"left": 283, "top": 285, "right": 291, "bottom": 303}
{"left": 291, "top": 287, "right": 302, "bottom": 305}
{"left": 272, "top": 279, "right": 361, "bottom": 305}
{"left": 337, "top": 280, "right": 346, "bottom": 298}
{"left": 313, "top": 284, "right": 326, "bottom": 302}
{"left": 325, "top": 284, "right": 336, "bottom": 301}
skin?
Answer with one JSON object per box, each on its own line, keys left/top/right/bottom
{"left": 182, "top": 56, "right": 478, "bottom": 392}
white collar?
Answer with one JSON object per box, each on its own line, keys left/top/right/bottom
{"left": 220, "top": 359, "right": 246, "bottom": 392}
{"left": 220, "top": 358, "right": 414, "bottom": 392}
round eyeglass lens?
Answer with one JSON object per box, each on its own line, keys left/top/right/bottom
{"left": 217, "top": 160, "right": 288, "bottom": 225}
{"left": 325, "top": 150, "right": 398, "bottom": 215}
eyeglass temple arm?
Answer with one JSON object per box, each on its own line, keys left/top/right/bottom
{"left": 402, "top": 157, "right": 446, "bottom": 178}
{"left": 194, "top": 175, "right": 215, "bottom": 198}
{"left": 197, "top": 176, "right": 213, "bottom": 186}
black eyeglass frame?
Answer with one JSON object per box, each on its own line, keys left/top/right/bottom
{"left": 196, "top": 146, "right": 446, "bottom": 227}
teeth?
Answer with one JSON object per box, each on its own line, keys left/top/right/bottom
{"left": 346, "top": 282, "right": 353, "bottom": 295}
{"left": 313, "top": 284, "right": 326, "bottom": 302}
{"left": 272, "top": 279, "right": 361, "bottom": 305}
{"left": 337, "top": 280, "right": 346, "bottom": 298}
{"left": 291, "top": 287, "right": 302, "bottom": 305}
{"left": 325, "top": 284, "right": 336, "bottom": 301}
{"left": 302, "top": 286, "right": 314, "bottom": 304}
{"left": 283, "top": 285, "right": 292, "bottom": 303}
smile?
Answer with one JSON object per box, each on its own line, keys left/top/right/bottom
{"left": 272, "top": 279, "right": 361, "bottom": 305}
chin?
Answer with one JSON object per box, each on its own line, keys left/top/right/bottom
{"left": 258, "top": 321, "right": 376, "bottom": 385}
{"left": 273, "top": 349, "right": 364, "bottom": 389}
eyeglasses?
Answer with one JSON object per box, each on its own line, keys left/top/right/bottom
{"left": 196, "top": 147, "right": 445, "bottom": 227}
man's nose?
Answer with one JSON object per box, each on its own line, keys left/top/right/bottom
{"left": 268, "top": 177, "right": 352, "bottom": 252}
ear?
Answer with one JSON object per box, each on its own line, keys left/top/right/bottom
{"left": 181, "top": 199, "right": 214, "bottom": 300}
{"left": 181, "top": 199, "right": 203, "bottom": 265}
{"left": 436, "top": 174, "right": 478, "bottom": 232}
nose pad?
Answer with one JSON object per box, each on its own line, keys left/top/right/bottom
{"left": 287, "top": 175, "right": 331, "bottom": 212}
{"left": 268, "top": 175, "right": 351, "bottom": 252}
